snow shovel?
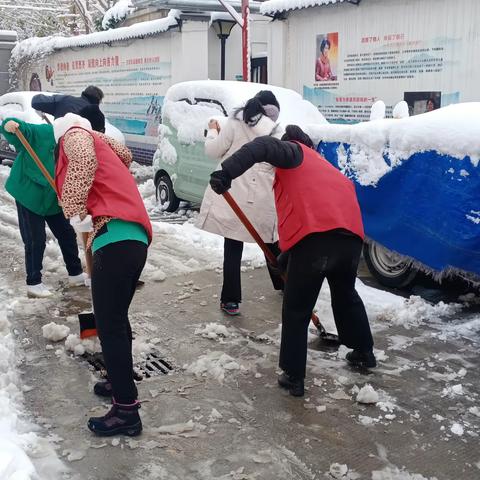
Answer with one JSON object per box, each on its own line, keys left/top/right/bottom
{"left": 13, "top": 127, "right": 97, "bottom": 339}
{"left": 222, "top": 191, "right": 339, "bottom": 344}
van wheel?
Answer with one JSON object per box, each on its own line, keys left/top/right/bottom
{"left": 156, "top": 174, "right": 180, "bottom": 212}
{"left": 363, "top": 242, "right": 417, "bottom": 288}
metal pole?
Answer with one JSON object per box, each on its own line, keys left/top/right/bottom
{"left": 242, "top": 0, "right": 249, "bottom": 81}
{"left": 220, "top": 36, "right": 226, "bottom": 80}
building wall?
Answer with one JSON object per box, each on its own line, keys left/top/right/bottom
{"left": 268, "top": 0, "right": 480, "bottom": 122}
{"left": 0, "top": 32, "right": 17, "bottom": 95}
{"left": 208, "top": 14, "right": 269, "bottom": 81}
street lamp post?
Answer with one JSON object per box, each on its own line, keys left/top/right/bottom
{"left": 211, "top": 18, "right": 236, "bottom": 80}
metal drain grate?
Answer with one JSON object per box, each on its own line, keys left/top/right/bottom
{"left": 83, "top": 351, "right": 172, "bottom": 380}
{"left": 136, "top": 352, "right": 173, "bottom": 378}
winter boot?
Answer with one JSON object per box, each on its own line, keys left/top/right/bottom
{"left": 87, "top": 400, "right": 142, "bottom": 437}
{"left": 346, "top": 349, "right": 377, "bottom": 369}
{"left": 220, "top": 302, "right": 240, "bottom": 316}
{"left": 278, "top": 372, "right": 304, "bottom": 397}
{"left": 93, "top": 380, "right": 138, "bottom": 399}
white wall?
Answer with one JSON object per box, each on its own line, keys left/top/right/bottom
{"left": 171, "top": 19, "right": 209, "bottom": 81}
{"left": 208, "top": 14, "right": 270, "bottom": 81}
{"left": 267, "top": 0, "right": 480, "bottom": 122}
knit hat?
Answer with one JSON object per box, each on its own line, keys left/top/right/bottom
{"left": 78, "top": 104, "right": 105, "bottom": 133}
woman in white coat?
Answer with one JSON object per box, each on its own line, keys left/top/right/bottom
{"left": 196, "top": 90, "right": 283, "bottom": 315}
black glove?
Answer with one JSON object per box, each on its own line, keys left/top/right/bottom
{"left": 210, "top": 170, "right": 232, "bottom": 195}
{"left": 267, "top": 251, "right": 290, "bottom": 277}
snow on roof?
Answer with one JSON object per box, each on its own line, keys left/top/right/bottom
{"left": 260, "top": 0, "right": 345, "bottom": 16}
{"left": 306, "top": 102, "right": 480, "bottom": 186}
{"left": 11, "top": 10, "right": 180, "bottom": 62}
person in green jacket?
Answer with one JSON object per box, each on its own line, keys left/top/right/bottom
{"left": 1, "top": 117, "right": 84, "bottom": 298}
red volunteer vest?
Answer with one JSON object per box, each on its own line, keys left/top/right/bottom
{"left": 55, "top": 128, "right": 152, "bottom": 244}
{"left": 274, "top": 143, "right": 364, "bottom": 251}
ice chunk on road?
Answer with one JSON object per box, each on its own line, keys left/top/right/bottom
{"left": 42, "top": 322, "right": 70, "bottom": 342}
{"left": 194, "top": 323, "right": 231, "bottom": 340}
{"left": 356, "top": 384, "right": 379, "bottom": 404}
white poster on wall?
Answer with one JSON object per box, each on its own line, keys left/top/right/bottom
{"left": 23, "top": 36, "right": 173, "bottom": 160}
{"left": 284, "top": 0, "right": 479, "bottom": 123}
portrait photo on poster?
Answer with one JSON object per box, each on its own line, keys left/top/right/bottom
{"left": 315, "top": 33, "right": 338, "bottom": 82}
{"left": 404, "top": 91, "right": 441, "bottom": 116}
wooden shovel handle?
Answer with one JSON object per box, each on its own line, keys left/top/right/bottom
{"left": 14, "top": 127, "right": 58, "bottom": 194}
{"left": 222, "top": 191, "right": 322, "bottom": 330}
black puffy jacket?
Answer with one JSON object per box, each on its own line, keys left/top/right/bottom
{"left": 31, "top": 93, "right": 98, "bottom": 119}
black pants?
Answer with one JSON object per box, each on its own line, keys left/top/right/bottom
{"left": 91, "top": 240, "right": 147, "bottom": 404}
{"left": 221, "top": 238, "right": 284, "bottom": 303}
{"left": 280, "top": 232, "right": 374, "bottom": 379}
{"left": 16, "top": 202, "right": 83, "bottom": 285}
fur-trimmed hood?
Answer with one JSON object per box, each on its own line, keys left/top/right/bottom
{"left": 53, "top": 113, "right": 92, "bottom": 143}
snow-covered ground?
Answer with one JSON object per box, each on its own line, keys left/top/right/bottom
{"left": 0, "top": 276, "right": 67, "bottom": 479}
{"left": 1, "top": 162, "right": 479, "bottom": 479}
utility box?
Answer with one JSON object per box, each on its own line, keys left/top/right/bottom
{"left": 0, "top": 30, "right": 17, "bottom": 95}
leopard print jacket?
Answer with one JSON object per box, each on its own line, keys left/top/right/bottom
{"left": 61, "top": 128, "right": 133, "bottom": 249}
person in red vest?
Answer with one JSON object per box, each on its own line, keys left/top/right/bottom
{"left": 53, "top": 110, "right": 152, "bottom": 436}
{"left": 209, "top": 125, "right": 375, "bottom": 397}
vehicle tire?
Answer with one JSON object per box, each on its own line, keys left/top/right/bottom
{"left": 155, "top": 173, "right": 180, "bottom": 212}
{"left": 363, "top": 241, "right": 418, "bottom": 288}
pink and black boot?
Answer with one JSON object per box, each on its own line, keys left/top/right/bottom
{"left": 87, "top": 399, "right": 142, "bottom": 436}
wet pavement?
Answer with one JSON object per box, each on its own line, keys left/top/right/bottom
{"left": 6, "top": 257, "right": 480, "bottom": 480}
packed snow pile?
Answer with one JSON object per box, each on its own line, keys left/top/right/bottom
{"left": 102, "top": 0, "right": 134, "bottom": 29}
{"left": 314, "top": 279, "right": 461, "bottom": 335}
{"left": 306, "top": 102, "right": 480, "bottom": 186}
{"left": 185, "top": 351, "right": 246, "bottom": 382}
{"left": 194, "top": 323, "right": 231, "bottom": 340}
{"left": 356, "top": 384, "right": 379, "bottom": 404}
{"left": 41, "top": 322, "right": 70, "bottom": 342}
{"left": 65, "top": 333, "right": 101, "bottom": 356}
{"left": 261, "top": 0, "right": 344, "bottom": 15}
{"left": 0, "top": 283, "right": 65, "bottom": 479}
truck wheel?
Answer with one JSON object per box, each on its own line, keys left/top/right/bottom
{"left": 155, "top": 174, "right": 180, "bottom": 212}
{"left": 363, "top": 242, "right": 417, "bottom": 288}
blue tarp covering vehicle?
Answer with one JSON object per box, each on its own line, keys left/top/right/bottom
{"left": 309, "top": 103, "right": 480, "bottom": 287}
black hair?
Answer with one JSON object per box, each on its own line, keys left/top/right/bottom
{"left": 281, "top": 125, "right": 315, "bottom": 149}
{"left": 254, "top": 90, "right": 280, "bottom": 110}
{"left": 320, "top": 38, "right": 331, "bottom": 54}
{"left": 81, "top": 85, "right": 104, "bottom": 104}
{"left": 78, "top": 104, "right": 106, "bottom": 133}
{"left": 235, "top": 90, "right": 280, "bottom": 125}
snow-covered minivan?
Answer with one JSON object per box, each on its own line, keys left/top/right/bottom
{"left": 152, "top": 80, "right": 326, "bottom": 212}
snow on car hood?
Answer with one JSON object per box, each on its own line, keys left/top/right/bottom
{"left": 164, "top": 80, "right": 326, "bottom": 144}
{"left": 306, "top": 102, "right": 480, "bottom": 186}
